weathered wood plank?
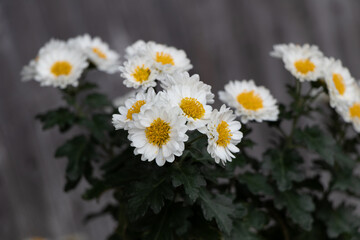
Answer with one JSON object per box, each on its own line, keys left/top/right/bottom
{"left": 1, "top": 0, "right": 360, "bottom": 239}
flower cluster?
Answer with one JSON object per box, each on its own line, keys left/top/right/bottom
{"left": 113, "top": 40, "right": 280, "bottom": 166}
{"left": 21, "top": 34, "right": 120, "bottom": 88}
{"left": 271, "top": 43, "right": 360, "bottom": 132}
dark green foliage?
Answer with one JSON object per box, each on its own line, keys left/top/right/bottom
{"left": 36, "top": 78, "right": 360, "bottom": 240}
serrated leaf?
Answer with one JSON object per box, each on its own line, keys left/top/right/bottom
{"left": 333, "top": 171, "right": 360, "bottom": 196}
{"left": 238, "top": 173, "right": 274, "bottom": 196}
{"left": 294, "top": 126, "right": 354, "bottom": 170}
{"left": 198, "top": 189, "right": 236, "bottom": 234}
{"left": 318, "top": 204, "right": 360, "bottom": 238}
{"left": 80, "top": 113, "right": 112, "bottom": 141}
{"left": 55, "top": 135, "right": 94, "bottom": 191}
{"left": 225, "top": 220, "right": 263, "bottom": 240}
{"left": 127, "top": 176, "right": 174, "bottom": 221}
{"left": 145, "top": 205, "right": 192, "bottom": 240}
{"left": 84, "top": 93, "right": 111, "bottom": 108}
{"left": 36, "top": 107, "right": 77, "bottom": 132}
{"left": 294, "top": 126, "right": 336, "bottom": 165}
{"left": 262, "top": 149, "right": 304, "bottom": 191}
{"left": 274, "top": 191, "right": 315, "bottom": 231}
{"left": 172, "top": 164, "right": 206, "bottom": 202}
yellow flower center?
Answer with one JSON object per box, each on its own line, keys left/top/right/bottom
{"left": 179, "top": 97, "right": 205, "bottom": 120}
{"left": 50, "top": 61, "right": 72, "bottom": 77}
{"left": 349, "top": 103, "right": 360, "bottom": 119}
{"left": 145, "top": 118, "right": 171, "bottom": 147}
{"left": 237, "top": 90, "right": 263, "bottom": 111}
{"left": 92, "top": 47, "right": 107, "bottom": 59}
{"left": 126, "top": 100, "right": 146, "bottom": 120}
{"left": 216, "top": 121, "right": 232, "bottom": 147}
{"left": 131, "top": 65, "right": 151, "bottom": 83}
{"left": 294, "top": 59, "right": 315, "bottom": 74}
{"left": 332, "top": 73, "right": 345, "bottom": 95}
{"left": 156, "top": 52, "right": 175, "bottom": 65}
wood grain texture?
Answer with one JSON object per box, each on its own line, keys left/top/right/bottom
{"left": 1, "top": 0, "right": 360, "bottom": 239}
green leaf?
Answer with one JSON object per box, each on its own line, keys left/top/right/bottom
{"left": 145, "top": 205, "right": 192, "bottom": 240}
{"left": 84, "top": 93, "right": 111, "bottom": 108}
{"left": 80, "top": 113, "right": 112, "bottom": 141}
{"left": 262, "top": 149, "right": 304, "bottom": 191}
{"left": 244, "top": 206, "right": 268, "bottom": 230}
{"left": 225, "top": 220, "right": 263, "bottom": 240}
{"left": 198, "top": 189, "right": 236, "bottom": 234}
{"left": 36, "top": 108, "right": 77, "bottom": 132}
{"left": 127, "top": 176, "right": 174, "bottom": 221}
{"left": 171, "top": 164, "right": 206, "bottom": 202}
{"left": 238, "top": 173, "right": 274, "bottom": 196}
{"left": 55, "top": 135, "right": 94, "bottom": 191}
{"left": 333, "top": 171, "right": 360, "bottom": 196}
{"left": 294, "top": 126, "right": 354, "bottom": 170}
{"left": 318, "top": 204, "right": 360, "bottom": 238}
{"left": 274, "top": 191, "right": 315, "bottom": 231}
{"left": 294, "top": 126, "right": 336, "bottom": 165}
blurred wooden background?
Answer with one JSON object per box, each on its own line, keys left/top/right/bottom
{"left": 1, "top": 0, "right": 360, "bottom": 239}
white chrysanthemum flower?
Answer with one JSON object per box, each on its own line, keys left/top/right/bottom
{"left": 112, "top": 88, "right": 156, "bottom": 130}
{"left": 205, "top": 105, "right": 243, "bottom": 165}
{"left": 219, "top": 80, "right": 279, "bottom": 123}
{"left": 162, "top": 72, "right": 214, "bottom": 104}
{"left": 270, "top": 43, "right": 324, "bottom": 82}
{"left": 323, "top": 58, "right": 357, "bottom": 109}
{"left": 164, "top": 75, "right": 213, "bottom": 131}
{"left": 125, "top": 40, "right": 147, "bottom": 59}
{"left": 146, "top": 41, "right": 192, "bottom": 78}
{"left": 35, "top": 45, "right": 88, "bottom": 88}
{"left": 21, "top": 39, "right": 67, "bottom": 81}
{"left": 21, "top": 59, "right": 37, "bottom": 81}
{"left": 336, "top": 96, "right": 360, "bottom": 133}
{"left": 120, "top": 57, "right": 159, "bottom": 90}
{"left": 128, "top": 102, "right": 189, "bottom": 166}
{"left": 68, "top": 34, "right": 120, "bottom": 73}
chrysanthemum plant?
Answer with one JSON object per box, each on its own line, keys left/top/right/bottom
{"left": 23, "top": 37, "right": 360, "bottom": 239}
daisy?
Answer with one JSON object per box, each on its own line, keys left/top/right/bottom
{"left": 21, "top": 39, "right": 67, "bottom": 81}
{"left": 120, "top": 56, "right": 159, "bottom": 89}
{"left": 146, "top": 41, "right": 192, "bottom": 78}
{"left": 35, "top": 45, "right": 88, "bottom": 88}
{"left": 128, "top": 101, "right": 189, "bottom": 166}
{"left": 336, "top": 96, "right": 360, "bottom": 133}
{"left": 68, "top": 34, "right": 120, "bottom": 74}
{"left": 161, "top": 72, "right": 215, "bottom": 104}
{"left": 112, "top": 88, "right": 156, "bottom": 130}
{"left": 205, "top": 105, "right": 243, "bottom": 165}
{"left": 270, "top": 43, "right": 324, "bottom": 82}
{"left": 219, "top": 80, "right": 279, "bottom": 123}
{"left": 323, "top": 58, "right": 357, "bottom": 109}
{"left": 125, "top": 40, "right": 147, "bottom": 59}
{"left": 163, "top": 73, "right": 213, "bottom": 131}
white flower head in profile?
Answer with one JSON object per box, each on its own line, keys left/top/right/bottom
{"left": 120, "top": 56, "right": 159, "bottom": 90}
{"left": 163, "top": 72, "right": 213, "bottom": 131}
{"left": 128, "top": 98, "right": 189, "bottom": 166}
{"left": 323, "top": 58, "right": 357, "bottom": 109}
{"left": 34, "top": 44, "right": 88, "bottom": 89}
{"left": 112, "top": 88, "right": 156, "bottom": 130}
{"left": 21, "top": 39, "right": 68, "bottom": 81}
{"left": 219, "top": 80, "right": 279, "bottom": 123}
{"left": 125, "top": 40, "right": 148, "bottom": 59}
{"left": 68, "top": 34, "right": 120, "bottom": 74}
{"left": 336, "top": 96, "right": 360, "bottom": 133}
{"left": 270, "top": 43, "right": 324, "bottom": 82}
{"left": 146, "top": 41, "right": 192, "bottom": 79}
{"left": 161, "top": 72, "right": 214, "bottom": 104}
{"left": 205, "top": 105, "right": 243, "bottom": 165}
